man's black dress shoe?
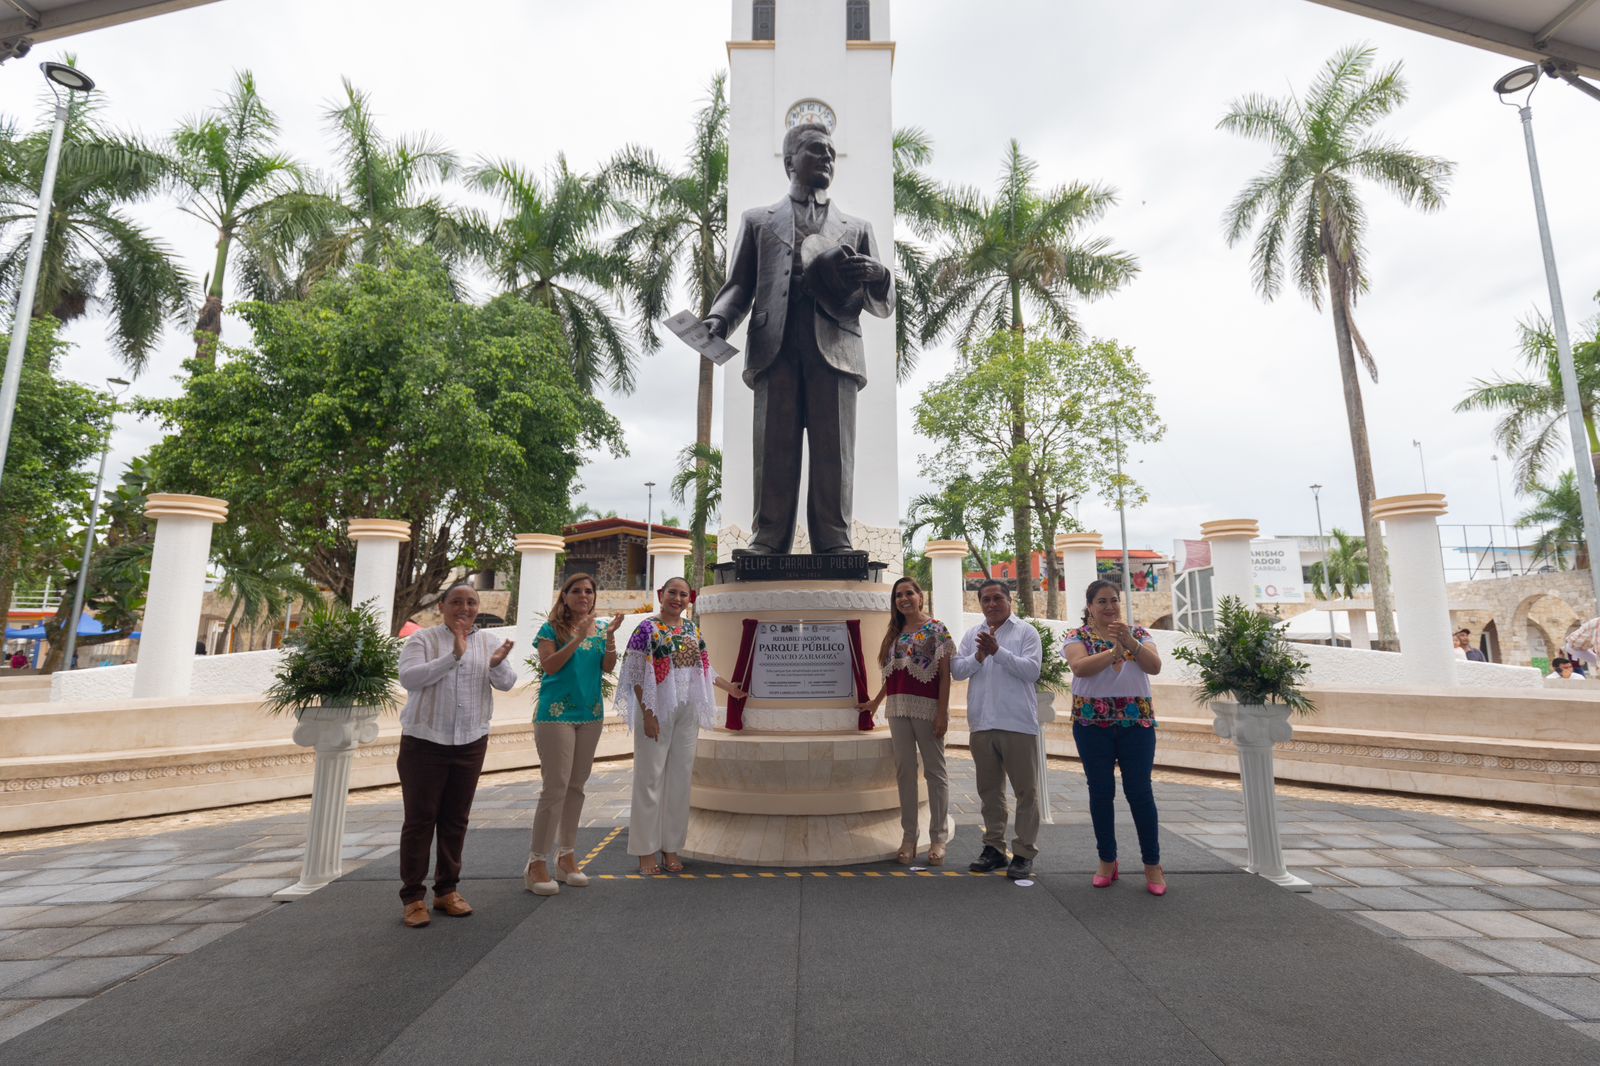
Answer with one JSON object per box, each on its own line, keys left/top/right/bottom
{"left": 1006, "top": 855, "right": 1034, "bottom": 880}
{"left": 969, "top": 845, "right": 1009, "bottom": 873}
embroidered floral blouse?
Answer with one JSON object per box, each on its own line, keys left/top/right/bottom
{"left": 881, "top": 619, "right": 955, "bottom": 721}
{"left": 535, "top": 619, "right": 610, "bottom": 724}
{"left": 1062, "top": 624, "right": 1158, "bottom": 729}
{"left": 615, "top": 616, "right": 720, "bottom": 732}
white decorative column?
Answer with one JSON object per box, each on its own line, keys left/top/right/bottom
{"left": 1201, "top": 519, "right": 1260, "bottom": 612}
{"left": 1055, "top": 532, "right": 1104, "bottom": 614}
{"left": 1347, "top": 609, "right": 1372, "bottom": 650}
{"left": 924, "top": 540, "right": 968, "bottom": 628}
{"left": 1211, "top": 702, "right": 1311, "bottom": 892}
{"left": 132, "top": 494, "right": 228, "bottom": 699}
{"left": 514, "top": 534, "right": 564, "bottom": 675}
{"left": 276, "top": 704, "right": 382, "bottom": 899}
{"left": 649, "top": 537, "right": 693, "bottom": 588}
{"left": 347, "top": 519, "right": 411, "bottom": 633}
{"left": 1373, "top": 494, "right": 1454, "bottom": 685}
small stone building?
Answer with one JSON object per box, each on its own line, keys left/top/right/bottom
{"left": 560, "top": 519, "right": 693, "bottom": 590}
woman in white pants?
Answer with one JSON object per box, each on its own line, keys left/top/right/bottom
{"left": 617, "top": 576, "right": 745, "bottom": 874}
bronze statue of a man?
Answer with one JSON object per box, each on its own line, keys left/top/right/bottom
{"left": 704, "top": 121, "right": 894, "bottom": 555}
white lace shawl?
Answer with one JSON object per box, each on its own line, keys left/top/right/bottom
{"left": 614, "top": 617, "right": 720, "bottom": 732}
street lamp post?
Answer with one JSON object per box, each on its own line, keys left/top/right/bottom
{"left": 0, "top": 62, "right": 96, "bottom": 483}
{"left": 1310, "top": 484, "right": 1337, "bottom": 646}
{"left": 1491, "top": 454, "right": 1524, "bottom": 575}
{"left": 1112, "top": 416, "right": 1133, "bottom": 626}
{"left": 1496, "top": 65, "right": 1600, "bottom": 609}
{"left": 62, "top": 376, "right": 130, "bottom": 669}
{"left": 1411, "top": 439, "right": 1429, "bottom": 493}
{"left": 644, "top": 480, "right": 656, "bottom": 599}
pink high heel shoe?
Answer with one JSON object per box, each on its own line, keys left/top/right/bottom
{"left": 1146, "top": 866, "right": 1167, "bottom": 896}
{"left": 1092, "top": 861, "right": 1119, "bottom": 889}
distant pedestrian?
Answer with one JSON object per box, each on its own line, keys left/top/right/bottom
{"left": 1552, "top": 657, "right": 1584, "bottom": 681}
{"left": 1454, "top": 628, "right": 1486, "bottom": 662}
{"left": 527, "top": 573, "right": 623, "bottom": 896}
{"left": 1064, "top": 579, "right": 1166, "bottom": 896}
{"left": 617, "top": 576, "right": 745, "bottom": 875}
{"left": 8, "top": 650, "right": 27, "bottom": 669}
{"left": 395, "top": 581, "right": 517, "bottom": 927}
{"left": 953, "top": 579, "right": 1043, "bottom": 881}
{"left": 859, "top": 576, "right": 955, "bottom": 865}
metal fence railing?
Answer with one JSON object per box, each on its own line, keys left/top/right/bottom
{"left": 1437, "top": 523, "right": 1564, "bottom": 584}
{"left": 9, "top": 579, "right": 63, "bottom": 613}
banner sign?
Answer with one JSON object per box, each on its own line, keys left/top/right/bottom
{"left": 1251, "top": 539, "right": 1305, "bottom": 604}
{"left": 749, "top": 621, "right": 855, "bottom": 700}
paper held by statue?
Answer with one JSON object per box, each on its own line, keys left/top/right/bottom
{"left": 666, "top": 310, "right": 739, "bottom": 366}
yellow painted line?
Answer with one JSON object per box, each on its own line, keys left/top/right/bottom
{"left": 837, "top": 872, "right": 856, "bottom": 878}
{"left": 705, "top": 874, "right": 724, "bottom": 879}
{"left": 865, "top": 871, "right": 883, "bottom": 878}
{"left": 811, "top": 871, "right": 828, "bottom": 877}
{"left": 578, "top": 826, "right": 625, "bottom": 870}
{"left": 785, "top": 872, "right": 802, "bottom": 878}
{"left": 758, "top": 872, "right": 776, "bottom": 878}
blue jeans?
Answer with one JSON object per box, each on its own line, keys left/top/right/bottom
{"left": 1072, "top": 723, "right": 1160, "bottom": 866}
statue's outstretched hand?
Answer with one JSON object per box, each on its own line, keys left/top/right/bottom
{"left": 839, "top": 254, "right": 887, "bottom": 286}
{"left": 702, "top": 316, "right": 728, "bottom": 339}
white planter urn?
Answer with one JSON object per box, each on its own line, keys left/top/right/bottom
{"left": 276, "top": 703, "right": 383, "bottom": 899}
{"left": 1035, "top": 689, "right": 1058, "bottom": 825}
{"left": 1210, "top": 701, "right": 1311, "bottom": 892}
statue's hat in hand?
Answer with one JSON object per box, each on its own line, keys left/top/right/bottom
{"left": 801, "top": 235, "right": 867, "bottom": 322}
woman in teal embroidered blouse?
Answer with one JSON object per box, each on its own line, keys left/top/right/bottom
{"left": 526, "top": 573, "right": 622, "bottom": 897}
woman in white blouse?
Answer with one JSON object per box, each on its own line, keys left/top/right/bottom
{"left": 616, "top": 576, "right": 745, "bottom": 875}
{"left": 395, "top": 582, "right": 517, "bottom": 927}
{"left": 1062, "top": 579, "right": 1166, "bottom": 897}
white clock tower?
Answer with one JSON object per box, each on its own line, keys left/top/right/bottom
{"left": 720, "top": 0, "right": 900, "bottom": 565}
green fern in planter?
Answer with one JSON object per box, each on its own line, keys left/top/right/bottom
{"left": 1172, "top": 596, "right": 1314, "bottom": 715}
{"left": 264, "top": 600, "right": 402, "bottom": 716}
{"left": 1027, "top": 619, "right": 1074, "bottom": 697}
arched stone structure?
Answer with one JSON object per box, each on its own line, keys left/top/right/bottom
{"left": 1506, "top": 592, "right": 1586, "bottom": 666}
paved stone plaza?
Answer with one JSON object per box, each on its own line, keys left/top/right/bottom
{"left": 1, "top": 754, "right": 1599, "bottom": 1054}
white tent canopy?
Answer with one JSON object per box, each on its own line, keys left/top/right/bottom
{"left": 1281, "top": 608, "right": 1398, "bottom": 641}
{"left": 1308, "top": 0, "right": 1600, "bottom": 79}
{"left": 1, "top": 0, "right": 219, "bottom": 59}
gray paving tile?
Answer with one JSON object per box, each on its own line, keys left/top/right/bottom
{"left": 1571, "top": 1022, "right": 1600, "bottom": 1043}
{"left": 0, "top": 886, "right": 47, "bottom": 906}
{"left": 0, "top": 905, "right": 124, "bottom": 929}
{"left": 38, "top": 882, "right": 146, "bottom": 905}
{"left": 1318, "top": 849, "right": 1397, "bottom": 867}
{"left": 216, "top": 862, "right": 303, "bottom": 881}
{"left": 3, "top": 869, "right": 91, "bottom": 888}
{"left": 1385, "top": 849, "right": 1459, "bottom": 867}
{"left": 1558, "top": 941, "right": 1600, "bottom": 965}
{"left": 1472, "top": 976, "right": 1578, "bottom": 1020}
{"left": 0, "top": 997, "right": 87, "bottom": 1043}
{"left": 55, "top": 925, "right": 193, "bottom": 957}
{"left": 0, "top": 926, "right": 108, "bottom": 960}
{"left": 199, "top": 878, "right": 295, "bottom": 898}
{"left": 1484, "top": 886, "right": 1595, "bottom": 909}
{"left": 1474, "top": 867, "right": 1561, "bottom": 886}
{"left": 1503, "top": 977, "right": 1600, "bottom": 1020}
{"left": 1408, "top": 869, "right": 1488, "bottom": 886}
{"left": 1330, "top": 887, "right": 1443, "bottom": 910}
{"left": 179, "top": 899, "right": 282, "bottom": 923}
{"left": 1438, "top": 911, "right": 1574, "bottom": 938}
{"left": 1358, "top": 911, "right": 1482, "bottom": 938}
{"left": 89, "top": 901, "right": 206, "bottom": 926}
{"left": 1536, "top": 868, "right": 1600, "bottom": 886}
{"left": 1405, "top": 887, "right": 1520, "bottom": 910}
{"left": 0, "top": 955, "right": 165, "bottom": 998}
{"left": 1467, "top": 940, "right": 1600, "bottom": 975}
{"left": 1506, "top": 850, "right": 1595, "bottom": 868}
{"left": 74, "top": 865, "right": 173, "bottom": 885}
{"left": 124, "top": 879, "right": 229, "bottom": 901}
{"left": 1306, "top": 891, "right": 1364, "bottom": 910}
{"left": 163, "top": 922, "right": 244, "bottom": 954}
{"left": 0, "top": 908, "right": 49, "bottom": 930}
{"left": 146, "top": 863, "right": 240, "bottom": 881}
{"left": 1521, "top": 913, "right": 1600, "bottom": 938}
{"left": 0, "top": 959, "right": 64, "bottom": 994}
{"left": 1401, "top": 938, "right": 1514, "bottom": 974}
{"left": 1325, "top": 867, "right": 1419, "bottom": 887}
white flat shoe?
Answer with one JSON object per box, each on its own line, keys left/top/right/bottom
{"left": 555, "top": 865, "right": 589, "bottom": 887}
{"left": 524, "top": 862, "right": 559, "bottom": 896}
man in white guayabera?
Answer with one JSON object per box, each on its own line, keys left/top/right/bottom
{"left": 952, "top": 579, "right": 1043, "bottom": 881}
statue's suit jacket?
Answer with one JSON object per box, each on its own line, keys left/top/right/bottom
{"left": 709, "top": 197, "right": 895, "bottom": 390}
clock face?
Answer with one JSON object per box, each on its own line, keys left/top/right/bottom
{"left": 786, "top": 99, "right": 837, "bottom": 133}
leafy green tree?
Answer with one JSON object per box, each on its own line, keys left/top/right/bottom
{"left": 242, "top": 79, "right": 459, "bottom": 300}
{"left": 919, "top": 140, "right": 1138, "bottom": 615}
{"left": 144, "top": 252, "right": 623, "bottom": 632}
{"left": 1519, "top": 470, "right": 1585, "bottom": 570}
{"left": 914, "top": 331, "right": 1162, "bottom": 619}
{"left": 903, "top": 472, "right": 1006, "bottom": 579}
{"left": 1308, "top": 527, "right": 1369, "bottom": 599}
{"left": 1220, "top": 44, "right": 1452, "bottom": 649}
{"left": 0, "top": 318, "right": 112, "bottom": 629}
{"left": 171, "top": 71, "right": 316, "bottom": 365}
{"left": 466, "top": 156, "right": 634, "bottom": 393}
{"left": 1456, "top": 296, "right": 1600, "bottom": 492}
{"left": 0, "top": 62, "right": 189, "bottom": 370}
{"left": 606, "top": 74, "right": 728, "bottom": 583}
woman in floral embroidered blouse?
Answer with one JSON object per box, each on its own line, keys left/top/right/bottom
{"left": 617, "top": 576, "right": 746, "bottom": 875}
{"left": 1063, "top": 579, "right": 1166, "bottom": 896}
{"left": 859, "top": 577, "right": 955, "bottom": 865}
{"left": 526, "top": 573, "right": 624, "bottom": 897}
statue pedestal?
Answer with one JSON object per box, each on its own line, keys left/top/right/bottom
{"left": 688, "top": 580, "right": 949, "bottom": 866}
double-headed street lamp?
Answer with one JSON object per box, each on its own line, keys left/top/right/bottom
{"left": 62, "top": 377, "right": 130, "bottom": 669}
{"left": 1495, "top": 64, "right": 1600, "bottom": 609}
{"left": 0, "top": 62, "right": 96, "bottom": 484}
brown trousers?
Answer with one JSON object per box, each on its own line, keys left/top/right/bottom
{"left": 397, "top": 733, "right": 488, "bottom": 904}
{"left": 530, "top": 720, "right": 604, "bottom": 859}
{"left": 970, "top": 728, "right": 1041, "bottom": 860}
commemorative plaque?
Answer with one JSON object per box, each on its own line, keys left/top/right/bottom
{"left": 749, "top": 621, "right": 854, "bottom": 700}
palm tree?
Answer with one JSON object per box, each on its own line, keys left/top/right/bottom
{"left": 0, "top": 61, "right": 189, "bottom": 372}
{"left": 670, "top": 442, "right": 722, "bottom": 582}
{"left": 1456, "top": 299, "right": 1600, "bottom": 492}
{"left": 465, "top": 156, "right": 634, "bottom": 393}
{"left": 1519, "top": 471, "right": 1585, "bottom": 570}
{"left": 243, "top": 79, "right": 459, "bottom": 299}
{"left": 920, "top": 140, "right": 1138, "bottom": 615}
{"left": 1220, "top": 44, "right": 1452, "bottom": 647}
{"left": 214, "top": 533, "right": 320, "bottom": 652}
{"left": 1308, "top": 527, "right": 1370, "bottom": 599}
{"left": 903, "top": 474, "right": 1006, "bottom": 579}
{"left": 607, "top": 74, "right": 728, "bottom": 584}
{"left": 171, "top": 71, "right": 317, "bottom": 366}
{"left": 890, "top": 126, "right": 943, "bottom": 382}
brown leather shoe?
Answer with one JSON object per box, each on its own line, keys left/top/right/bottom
{"left": 432, "top": 891, "right": 473, "bottom": 917}
{"left": 403, "top": 900, "right": 430, "bottom": 928}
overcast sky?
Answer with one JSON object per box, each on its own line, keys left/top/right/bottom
{"left": 4, "top": 0, "right": 1599, "bottom": 564}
